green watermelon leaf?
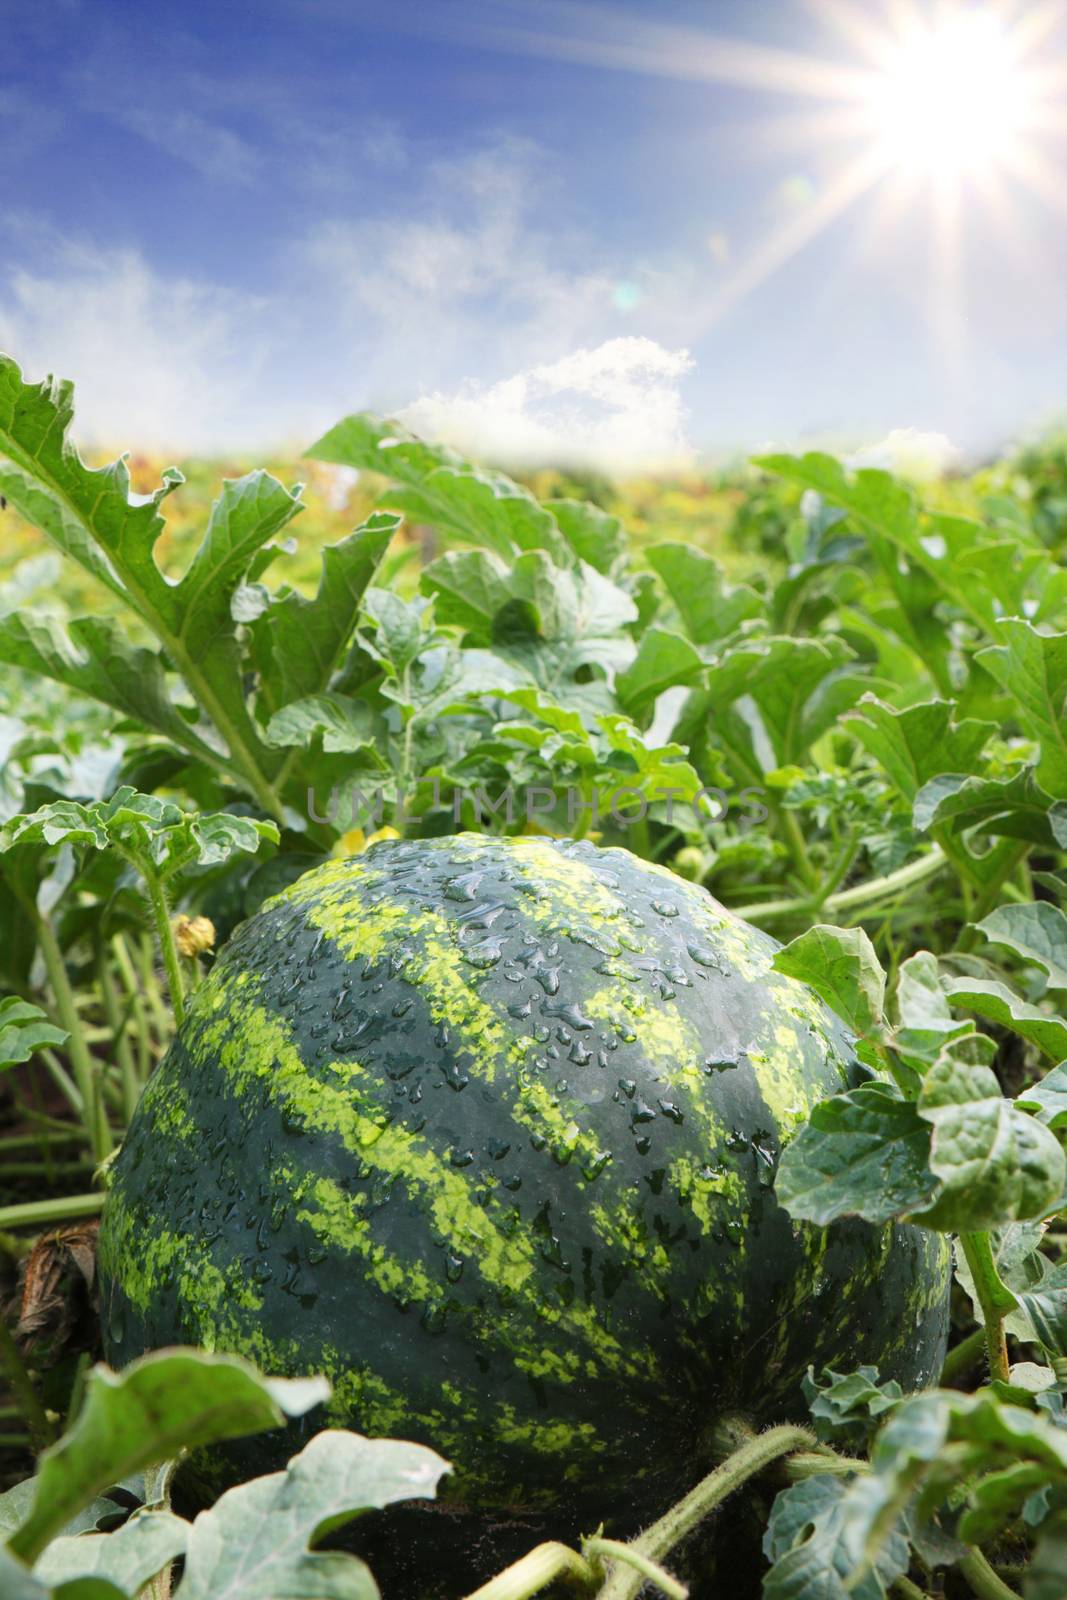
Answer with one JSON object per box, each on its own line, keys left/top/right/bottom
{"left": 34, "top": 1510, "right": 188, "bottom": 1594}
{"left": 175, "top": 1431, "right": 449, "bottom": 1600}
{"left": 0, "top": 1549, "right": 127, "bottom": 1600}
{"left": 774, "top": 1082, "right": 936, "bottom": 1226}
{"left": 1, "top": 792, "right": 277, "bottom": 882}
{"left": 975, "top": 621, "right": 1067, "bottom": 800}
{"left": 1018, "top": 1265, "right": 1067, "bottom": 1363}
{"left": 801, "top": 1367, "right": 903, "bottom": 1449}
{"left": 945, "top": 978, "right": 1067, "bottom": 1061}
{"left": 977, "top": 903, "right": 1067, "bottom": 993}
{"left": 0, "top": 613, "right": 223, "bottom": 772}
{"left": 698, "top": 634, "right": 866, "bottom": 776}
{"left": 762, "top": 1475, "right": 909, "bottom": 1600}
{"left": 773, "top": 923, "right": 887, "bottom": 1036}
{"left": 6, "top": 1351, "right": 329, "bottom": 1565}
{"left": 839, "top": 1389, "right": 1067, "bottom": 1577}
{"left": 265, "top": 693, "right": 381, "bottom": 757}
{"left": 308, "top": 411, "right": 570, "bottom": 564}
{"left": 0, "top": 997, "right": 68, "bottom": 1072}
{"left": 911, "top": 1035, "right": 1066, "bottom": 1232}
{"left": 1016, "top": 1061, "right": 1067, "bottom": 1129}
{"left": 914, "top": 768, "right": 1067, "bottom": 849}
{"left": 616, "top": 628, "right": 704, "bottom": 721}
{"left": 250, "top": 514, "right": 398, "bottom": 713}
{"left": 845, "top": 696, "right": 993, "bottom": 803}
{"left": 645, "top": 542, "right": 764, "bottom": 646}
{"left": 547, "top": 498, "right": 626, "bottom": 575}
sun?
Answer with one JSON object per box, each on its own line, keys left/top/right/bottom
{"left": 865, "top": 10, "right": 1036, "bottom": 177}
{"left": 476, "top": 0, "right": 1067, "bottom": 346}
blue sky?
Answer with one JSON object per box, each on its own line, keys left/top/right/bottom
{"left": 2, "top": 0, "right": 1066, "bottom": 468}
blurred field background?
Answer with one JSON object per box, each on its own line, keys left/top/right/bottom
{"left": 4, "top": 431, "right": 1067, "bottom": 620}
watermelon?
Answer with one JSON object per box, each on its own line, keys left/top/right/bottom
{"left": 98, "top": 834, "right": 949, "bottom": 1530}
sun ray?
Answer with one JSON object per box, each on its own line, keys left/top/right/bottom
{"left": 928, "top": 167, "right": 967, "bottom": 427}
{"left": 802, "top": 0, "right": 901, "bottom": 67}
{"left": 691, "top": 144, "right": 896, "bottom": 336}
{"left": 430, "top": 0, "right": 1067, "bottom": 356}
{"left": 449, "top": 0, "right": 876, "bottom": 102}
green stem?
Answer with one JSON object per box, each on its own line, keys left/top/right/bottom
{"left": 144, "top": 874, "right": 186, "bottom": 1026}
{"left": 114, "top": 935, "right": 154, "bottom": 1078}
{"left": 780, "top": 1449, "right": 865, "bottom": 1481}
{"left": 462, "top": 1541, "right": 597, "bottom": 1600}
{"left": 35, "top": 915, "right": 111, "bottom": 1161}
{"left": 941, "top": 1326, "right": 988, "bottom": 1388}
{"left": 780, "top": 807, "right": 818, "bottom": 892}
{"left": 958, "top": 1549, "right": 1022, "bottom": 1600}
{"left": 583, "top": 1539, "right": 686, "bottom": 1600}
{"left": 0, "top": 1192, "right": 105, "bottom": 1231}
{"left": 970, "top": 843, "right": 1032, "bottom": 925}
{"left": 138, "top": 935, "right": 173, "bottom": 1039}
{"left": 0, "top": 1132, "right": 83, "bottom": 1152}
{"left": 892, "top": 1578, "right": 932, "bottom": 1600}
{"left": 38, "top": 1047, "right": 85, "bottom": 1120}
{"left": 0, "top": 1313, "right": 53, "bottom": 1451}
{"left": 959, "top": 1233, "right": 1015, "bottom": 1385}
{"left": 598, "top": 1424, "right": 815, "bottom": 1600}
{"left": 4, "top": 1159, "right": 94, "bottom": 1177}
{"left": 731, "top": 847, "right": 946, "bottom": 924}
{"left": 97, "top": 948, "right": 141, "bottom": 1120}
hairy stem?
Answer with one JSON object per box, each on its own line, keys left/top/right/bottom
{"left": 941, "top": 1326, "right": 988, "bottom": 1389}
{"left": 462, "top": 1541, "right": 597, "bottom": 1600}
{"left": 145, "top": 875, "right": 186, "bottom": 1027}
{"left": 598, "top": 1424, "right": 816, "bottom": 1600}
{"left": 583, "top": 1538, "right": 686, "bottom": 1600}
{"left": 891, "top": 1578, "right": 932, "bottom": 1600}
{"left": 958, "top": 1549, "right": 1022, "bottom": 1600}
{"left": 959, "top": 1233, "right": 1015, "bottom": 1385}
{"left": 732, "top": 846, "right": 946, "bottom": 924}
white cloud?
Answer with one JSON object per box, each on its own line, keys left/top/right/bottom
{"left": 110, "top": 105, "right": 263, "bottom": 185}
{"left": 0, "top": 238, "right": 276, "bottom": 454}
{"left": 847, "top": 427, "right": 960, "bottom": 481}
{"left": 0, "top": 142, "right": 697, "bottom": 469}
{"left": 399, "top": 337, "right": 694, "bottom": 474}
{"left": 298, "top": 139, "right": 622, "bottom": 404}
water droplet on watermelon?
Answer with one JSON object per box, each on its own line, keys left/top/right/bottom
{"left": 451, "top": 1148, "right": 475, "bottom": 1168}
{"left": 652, "top": 900, "right": 679, "bottom": 918}
{"left": 581, "top": 1150, "right": 612, "bottom": 1180}
{"left": 446, "top": 1253, "right": 464, "bottom": 1282}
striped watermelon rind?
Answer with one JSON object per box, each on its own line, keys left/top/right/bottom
{"left": 98, "top": 834, "right": 949, "bottom": 1523}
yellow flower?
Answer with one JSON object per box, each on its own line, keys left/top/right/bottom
{"left": 331, "top": 825, "right": 401, "bottom": 858}
{"left": 173, "top": 914, "right": 216, "bottom": 958}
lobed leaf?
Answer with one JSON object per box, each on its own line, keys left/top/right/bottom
{"left": 6, "top": 1351, "right": 328, "bottom": 1564}
{"left": 774, "top": 923, "right": 886, "bottom": 1035}
{"left": 176, "top": 1430, "right": 449, "bottom": 1600}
